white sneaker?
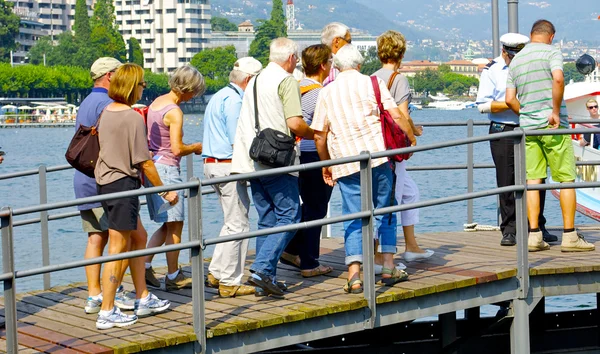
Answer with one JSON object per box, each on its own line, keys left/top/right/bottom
{"left": 528, "top": 231, "right": 550, "bottom": 252}
{"left": 134, "top": 293, "right": 170, "bottom": 317}
{"left": 96, "top": 307, "right": 137, "bottom": 330}
{"left": 403, "top": 250, "right": 435, "bottom": 262}
{"left": 374, "top": 262, "right": 406, "bottom": 275}
{"left": 561, "top": 231, "right": 595, "bottom": 252}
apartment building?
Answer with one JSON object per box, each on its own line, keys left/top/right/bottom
{"left": 115, "top": 0, "right": 211, "bottom": 73}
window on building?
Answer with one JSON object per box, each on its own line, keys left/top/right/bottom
{"left": 157, "top": 48, "right": 163, "bottom": 53}
{"left": 156, "top": 28, "right": 163, "bottom": 33}
{"left": 179, "top": 57, "right": 188, "bottom": 62}
{"left": 167, "top": 48, "right": 177, "bottom": 53}
{"left": 145, "top": 19, "right": 154, "bottom": 24}
{"left": 156, "top": 9, "right": 162, "bottom": 14}
{"left": 146, "top": 58, "right": 155, "bottom": 63}
{"left": 143, "top": 49, "right": 151, "bottom": 53}
{"left": 135, "top": 9, "right": 150, "bottom": 15}
{"left": 166, "top": 8, "right": 176, "bottom": 14}
{"left": 166, "top": 28, "right": 177, "bottom": 33}
{"left": 145, "top": 38, "right": 155, "bottom": 44}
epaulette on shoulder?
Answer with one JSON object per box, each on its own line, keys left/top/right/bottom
{"left": 483, "top": 60, "right": 495, "bottom": 70}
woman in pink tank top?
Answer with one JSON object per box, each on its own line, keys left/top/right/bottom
{"left": 143, "top": 65, "right": 206, "bottom": 291}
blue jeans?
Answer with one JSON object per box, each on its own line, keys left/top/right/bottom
{"left": 250, "top": 174, "right": 301, "bottom": 277}
{"left": 337, "top": 163, "right": 397, "bottom": 265}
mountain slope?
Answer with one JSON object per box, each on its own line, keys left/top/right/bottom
{"left": 354, "top": 0, "right": 600, "bottom": 41}
{"left": 211, "top": 0, "right": 431, "bottom": 39}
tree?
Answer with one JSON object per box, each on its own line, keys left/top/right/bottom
{"left": 249, "top": 20, "right": 278, "bottom": 66}
{"left": 210, "top": 17, "right": 238, "bottom": 32}
{"left": 73, "top": 0, "right": 91, "bottom": 43}
{"left": 564, "top": 62, "right": 585, "bottom": 84}
{"left": 28, "top": 37, "right": 53, "bottom": 66}
{"left": 128, "top": 37, "right": 144, "bottom": 67}
{"left": 190, "top": 46, "right": 237, "bottom": 94}
{"left": 48, "top": 32, "right": 80, "bottom": 67}
{"left": 0, "top": 0, "right": 20, "bottom": 62}
{"left": 90, "top": 0, "right": 126, "bottom": 61}
{"left": 413, "top": 69, "right": 444, "bottom": 95}
{"left": 270, "top": 0, "right": 287, "bottom": 38}
{"left": 360, "top": 46, "right": 381, "bottom": 76}
{"left": 248, "top": 0, "right": 287, "bottom": 66}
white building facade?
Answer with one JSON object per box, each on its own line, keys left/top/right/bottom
{"left": 115, "top": 0, "right": 211, "bottom": 73}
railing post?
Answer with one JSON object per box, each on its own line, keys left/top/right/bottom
{"left": 187, "top": 154, "right": 195, "bottom": 264}
{"left": 189, "top": 178, "right": 206, "bottom": 354}
{"left": 39, "top": 165, "right": 51, "bottom": 289}
{"left": 511, "top": 128, "right": 530, "bottom": 354}
{"left": 359, "top": 152, "right": 376, "bottom": 329}
{"left": 467, "top": 119, "right": 474, "bottom": 224}
{"left": 1, "top": 207, "right": 18, "bottom": 353}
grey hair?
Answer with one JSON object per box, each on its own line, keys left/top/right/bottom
{"left": 333, "top": 44, "right": 364, "bottom": 71}
{"left": 169, "top": 65, "right": 206, "bottom": 96}
{"left": 229, "top": 69, "right": 251, "bottom": 85}
{"left": 321, "top": 22, "right": 349, "bottom": 48}
{"left": 269, "top": 37, "right": 298, "bottom": 64}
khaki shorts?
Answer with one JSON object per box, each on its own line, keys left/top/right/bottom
{"left": 80, "top": 207, "right": 109, "bottom": 233}
{"left": 525, "top": 127, "right": 576, "bottom": 182}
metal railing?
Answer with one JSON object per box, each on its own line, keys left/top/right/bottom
{"left": 3, "top": 122, "right": 600, "bottom": 353}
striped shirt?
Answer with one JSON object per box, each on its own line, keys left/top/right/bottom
{"left": 299, "top": 78, "right": 322, "bottom": 152}
{"left": 506, "top": 43, "right": 568, "bottom": 130}
{"left": 311, "top": 70, "right": 397, "bottom": 180}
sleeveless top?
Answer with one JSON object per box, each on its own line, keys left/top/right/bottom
{"left": 147, "top": 103, "right": 181, "bottom": 167}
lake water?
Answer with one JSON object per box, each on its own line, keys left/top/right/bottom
{"left": 0, "top": 109, "right": 595, "bottom": 316}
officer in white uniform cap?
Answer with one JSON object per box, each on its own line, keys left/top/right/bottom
{"left": 476, "top": 32, "right": 557, "bottom": 247}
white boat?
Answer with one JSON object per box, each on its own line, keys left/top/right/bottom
{"left": 428, "top": 100, "right": 467, "bottom": 110}
{"left": 550, "top": 81, "right": 600, "bottom": 221}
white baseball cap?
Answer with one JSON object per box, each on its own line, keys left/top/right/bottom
{"left": 90, "top": 57, "right": 122, "bottom": 80}
{"left": 233, "top": 57, "right": 262, "bottom": 76}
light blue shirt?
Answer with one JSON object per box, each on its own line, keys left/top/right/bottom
{"left": 476, "top": 56, "right": 519, "bottom": 126}
{"left": 202, "top": 83, "right": 243, "bottom": 159}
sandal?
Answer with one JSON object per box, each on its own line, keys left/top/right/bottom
{"left": 280, "top": 252, "right": 301, "bottom": 269}
{"left": 301, "top": 264, "right": 333, "bottom": 278}
{"left": 380, "top": 267, "right": 409, "bottom": 286}
{"left": 343, "top": 276, "right": 364, "bottom": 294}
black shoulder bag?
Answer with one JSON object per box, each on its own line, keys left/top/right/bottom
{"left": 65, "top": 112, "right": 104, "bottom": 178}
{"left": 248, "top": 75, "right": 297, "bottom": 168}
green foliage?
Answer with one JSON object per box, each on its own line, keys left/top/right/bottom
{"left": 248, "top": 0, "right": 287, "bottom": 66}
{"left": 90, "top": 0, "right": 117, "bottom": 31}
{"left": 249, "top": 20, "right": 277, "bottom": 66}
{"left": 412, "top": 67, "right": 478, "bottom": 96}
{"left": 143, "top": 70, "right": 170, "bottom": 101}
{"left": 359, "top": 47, "right": 382, "bottom": 76}
{"left": 28, "top": 37, "right": 53, "bottom": 66}
{"left": 73, "top": 0, "right": 91, "bottom": 42}
{"left": 270, "top": 0, "right": 287, "bottom": 38}
{"left": 190, "top": 46, "right": 237, "bottom": 94}
{"left": 0, "top": 63, "right": 92, "bottom": 100}
{"left": 128, "top": 38, "right": 144, "bottom": 67}
{"left": 564, "top": 62, "right": 585, "bottom": 84}
{"left": 0, "top": 0, "right": 20, "bottom": 62}
{"left": 210, "top": 17, "right": 238, "bottom": 31}
{"left": 90, "top": 26, "right": 126, "bottom": 62}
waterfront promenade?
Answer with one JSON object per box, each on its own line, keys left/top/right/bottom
{"left": 2, "top": 228, "right": 600, "bottom": 353}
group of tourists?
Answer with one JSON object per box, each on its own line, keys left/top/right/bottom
{"left": 73, "top": 18, "right": 590, "bottom": 331}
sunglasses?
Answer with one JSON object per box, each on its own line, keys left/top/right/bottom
{"left": 588, "top": 105, "right": 598, "bottom": 110}
{"left": 138, "top": 81, "right": 147, "bottom": 88}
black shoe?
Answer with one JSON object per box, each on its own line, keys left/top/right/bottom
{"left": 255, "top": 281, "right": 287, "bottom": 297}
{"left": 541, "top": 228, "right": 558, "bottom": 243}
{"left": 249, "top": 273, "right": 284, "bottom": 297}
{"left": 500, "top": 233, "right": 516, "bottom": 246}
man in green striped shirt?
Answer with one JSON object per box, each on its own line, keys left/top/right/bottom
{"left": 506, "top": 19, "right": 594, "bottom": 253}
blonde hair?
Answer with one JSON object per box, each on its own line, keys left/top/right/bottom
{"left": 586, "top": 98, "right": 598, "bottom": 107}
{"left": 169, "top": 65, "right": 206, "bottom": 97}
{"left": 377, "top": 30, "right": 407, "bottom": 65}
{"left": 108, "top": 63, "right": 144, "bottom": 106}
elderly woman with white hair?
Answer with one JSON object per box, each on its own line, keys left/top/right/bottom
{"left": 311, "top": 44, "right": 416, "bottom": 293}
{"left": 143, "top": 65, "right": 206, "bottom": 291}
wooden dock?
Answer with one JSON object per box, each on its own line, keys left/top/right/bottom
{"left": 3, "top": 228, "right": 600, "bottom": 353}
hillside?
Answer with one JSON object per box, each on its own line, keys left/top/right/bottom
{"left": 213, "top": 0, "right": 600, "bottom": 42}
{"left": 354, "top": 0, "right": 600, "bottom": 41}
{"left": 211, "top": 0, "right": 430, "bottom": 39}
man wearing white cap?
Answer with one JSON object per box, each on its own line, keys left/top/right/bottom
{"left": 476, "top": 33, "right": 557, "bottom": 247}
{"left": 202, "top": 57, "right": 262, "bottom": 297}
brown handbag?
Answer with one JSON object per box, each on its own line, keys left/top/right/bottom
{"left": 65, "top": 112, "right": 103, "bottom": 178}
